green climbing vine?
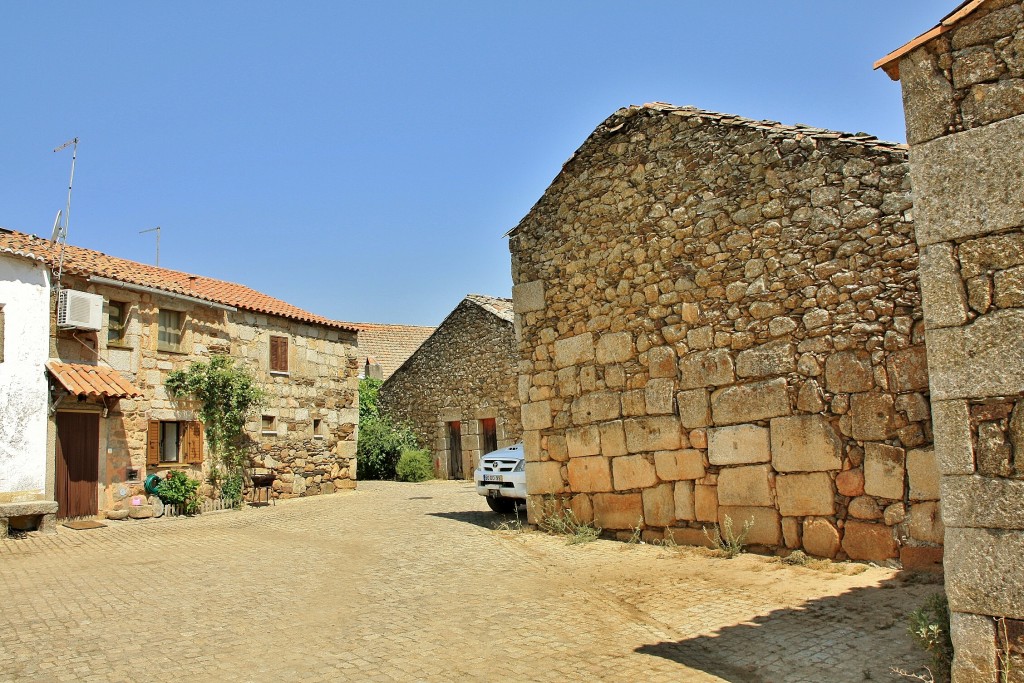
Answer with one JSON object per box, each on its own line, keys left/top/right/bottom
{"left": 165, "top": 355, "right": 264, "bottom": 487}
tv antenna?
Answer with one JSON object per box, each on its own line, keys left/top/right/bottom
{"left": 52, "top": 137, "right": 79, "bottom": 290}
{"left": 139, "top": 226, "right": 161, "bottom": 266}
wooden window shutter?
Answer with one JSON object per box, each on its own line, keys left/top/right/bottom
{"left": 185, "top": 422, "right": 204, "bottom": 464}
{"left": 270, "top": 336, "right": 288, "bottom": 373}
{"left": 146, "top": 421, "right": 161, "bottom": 466}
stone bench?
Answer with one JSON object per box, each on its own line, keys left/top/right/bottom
{"left": 0, "top": 501, "right": 59, "bottom": 538}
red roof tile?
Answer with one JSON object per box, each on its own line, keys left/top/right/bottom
{"left": 874, "top": 0, "right": 987, "bottom": 79}
{"left": 47, "top": 361, "right": 143, "bottom": 399}
{"left": 346, "top": 322, "right": 436, "bottom": 379}
{"left": 0, "top": 228, "right": 356, "bottom": 331}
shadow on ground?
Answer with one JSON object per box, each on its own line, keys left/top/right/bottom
{"left": 428, "top": 508, "right": 522, "bottom": 531}
{"left": 634, "top": 572, "right": 942, "bottom": 683}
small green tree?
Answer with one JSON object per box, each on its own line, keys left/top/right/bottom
{"left": 357, "top": 378, "right": 419, "bottom": 479}
{"left": 165, "top": 355, "right": 264, "bottom": 487}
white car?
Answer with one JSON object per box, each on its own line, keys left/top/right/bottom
{"left": 474, "top": 443, "right": 526, "bottom": 513}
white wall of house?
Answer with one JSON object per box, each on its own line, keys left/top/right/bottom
{"left": 0, "top": 253, "right": 51, "bottom": 500}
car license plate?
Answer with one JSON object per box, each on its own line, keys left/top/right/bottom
{"left": 483, "top": 474, "right": 503, "bottom": 482}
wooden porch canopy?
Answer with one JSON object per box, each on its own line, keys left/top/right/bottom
{"left": 46, "top": 361, "right": 143, "bottom": 399}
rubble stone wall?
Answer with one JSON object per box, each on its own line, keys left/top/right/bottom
{"left": 509, "top": 104, "right": 940, "bottom": 563}
{"left": 378, "top": 298, "right": 521, "bottom": 479}
{"left": 897, "top": 1, "right": 1024, "bottom": 679}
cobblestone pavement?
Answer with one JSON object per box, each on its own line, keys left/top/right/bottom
{"left": 0, "top": 480, "right": 936, "bottom": 682}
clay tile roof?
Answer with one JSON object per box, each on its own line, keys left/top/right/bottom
{"left": 344, "top": 322, "right": 436, "bottom": 379}
{"left": 874, "top": 0, "right": 987, "bottom": 80}
{"left": 465, "top": 293, "right": 514, "bottom": 322}
{"left": 0, "top": 228, "right": 355, "bottom": 331}
{"left": 47, "top": 361, "right": 144, "bottom": 399}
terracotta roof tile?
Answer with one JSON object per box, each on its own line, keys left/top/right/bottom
{"left": 874, "top": 0, "right": 987, "bottom": 79}
{"left": 346, "top": 322, "right": 436, "bottom": 380}
{"left": 0, "top": 228, "right": 355, "bottom": 331}
{"left": 47, "top": 361, "right": 143, "bottom": 399}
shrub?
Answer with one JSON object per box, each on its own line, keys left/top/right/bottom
{"left": 156, "top": 470, "right": 202, "bottom": 515}
{"left": 395, "top": 448, "right": 434, "bottom": 482}
{"left": 356, "top": 379, "right": 420, "bottom": 480}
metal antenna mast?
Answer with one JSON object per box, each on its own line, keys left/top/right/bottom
{"left": 139, "top": 226, "right": 161, "bottom": 266}
{"left": 52, "top": 137, "right": 79, "bottom": 290}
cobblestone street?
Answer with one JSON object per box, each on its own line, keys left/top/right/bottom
{"left": 0, "top": 480, "right": 935, "bottom": 682}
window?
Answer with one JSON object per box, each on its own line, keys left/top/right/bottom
{"left": 107, "top": 301, "right": 127, "bottom": 346}
{"left": 481, "top": 418, "right": 498, "bottom": 455}
{"left": 269, "top": 335, "right": 288, "bottom": 373}
{"left": 146, "top": 420, "right": 203, "bottom": 467}
{"left": 313, "top": 418, "right": 325, "bottom": 439}
{"left": 158, "top": 309, "right": 183, "bottom": 352}
{"left": 262, "top": 415, "right": 277, "bottom": 436}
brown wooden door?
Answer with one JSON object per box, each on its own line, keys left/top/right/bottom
{"left": 447, "top": 421, "right": 462, "bottom": 479}
{"left": 481, "top": 418, "right": 498, "bottom": 456}
{"left": 56, "top": 412, "right": 100, "bottom": 519}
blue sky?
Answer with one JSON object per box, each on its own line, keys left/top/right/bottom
{"left": 1, "top": 2, "right": 938, "bottom": 326}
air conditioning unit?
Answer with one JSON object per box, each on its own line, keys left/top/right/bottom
{"left": 57, "top": 290, "right": 104, "bottom": 331}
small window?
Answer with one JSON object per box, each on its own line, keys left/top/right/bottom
{"left": 146, "top": 420, "right": 203, "bottom": 467}
{"left": 313, "top": 418, "right": 324, "bottom": 439}
{"left": 108, "top": 301, "right": 128, "bottom": 346}
{"left": 158, "top": 309, "right": 183, "bottom": 352}
{"left": 262, "top": 415, "right": 277, "bottom": 435}
{"left": 270, "top": 335, "right": 289, "bottom": 374}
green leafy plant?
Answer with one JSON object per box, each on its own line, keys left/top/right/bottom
{"left": 906, "top": 593, "right": 953, "bottom": 683}
{"left": 356, "top": 378, "right": 420, "bottom": 480}
{"left": 166, "top": 355, "right": 263, "bottom": 490}
{"left": 221, "top": 472, "right": 244, "bottom": 506}
{"left": 156, "top": 470, "right": 202, "bottom": 515}
{"left": 395, "top": 448, "right": 434, "bottom": 482}
{"left": 702, "top": 515, "right": 754, "bottom": 559}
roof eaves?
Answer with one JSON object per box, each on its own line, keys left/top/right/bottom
{"left": 874, "top": 0, "right": 986, "bottom": 80}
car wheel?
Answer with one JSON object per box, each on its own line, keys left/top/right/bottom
{"left": 486, "top": 496, "right": 518, "bottom": 513}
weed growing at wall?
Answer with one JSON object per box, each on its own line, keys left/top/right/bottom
{"left": 899, "top": 593, "right": 952, "bottom": 683}
{"left": 535, "top": 498, "right": 602, "bottom": 545}
{"left": 702, "top": 515, "right": 754, "bottom": 559}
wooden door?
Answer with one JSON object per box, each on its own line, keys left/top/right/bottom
{"left": 447, "top": 421, "right": 462, "bottom": 479}
{"left": 56, "top": 412, "right": 100, "bottom": 519}
{"left": 481, "top": 418, "right": 498, "bottom": 456}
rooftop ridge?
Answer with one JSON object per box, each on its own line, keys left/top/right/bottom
{"left": 0, "top": 228, "right": 356, "bottom": 331}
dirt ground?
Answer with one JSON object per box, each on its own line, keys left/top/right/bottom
{"left": 0, "top": 480, "right": 938, "bottom": 682}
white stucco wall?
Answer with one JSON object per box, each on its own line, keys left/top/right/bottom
{"left": 0, "top": 253, "right": 50, "bottom": 499}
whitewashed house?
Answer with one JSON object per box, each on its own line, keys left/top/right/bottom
{"left": 0, "top": 245, "right": 57, "bottom": 534}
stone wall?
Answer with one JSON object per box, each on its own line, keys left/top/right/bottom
{"left": 378, "top": 295, "right": 520, "bottom": 479}
{"left": 896, "top": 1, "right": 1024, "bottom": 679}
{"left": 509, "top": 104, "right": 941, "bottom": 562}
{"left": 54, "top": 273, "right": 359, "bottom": 513}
